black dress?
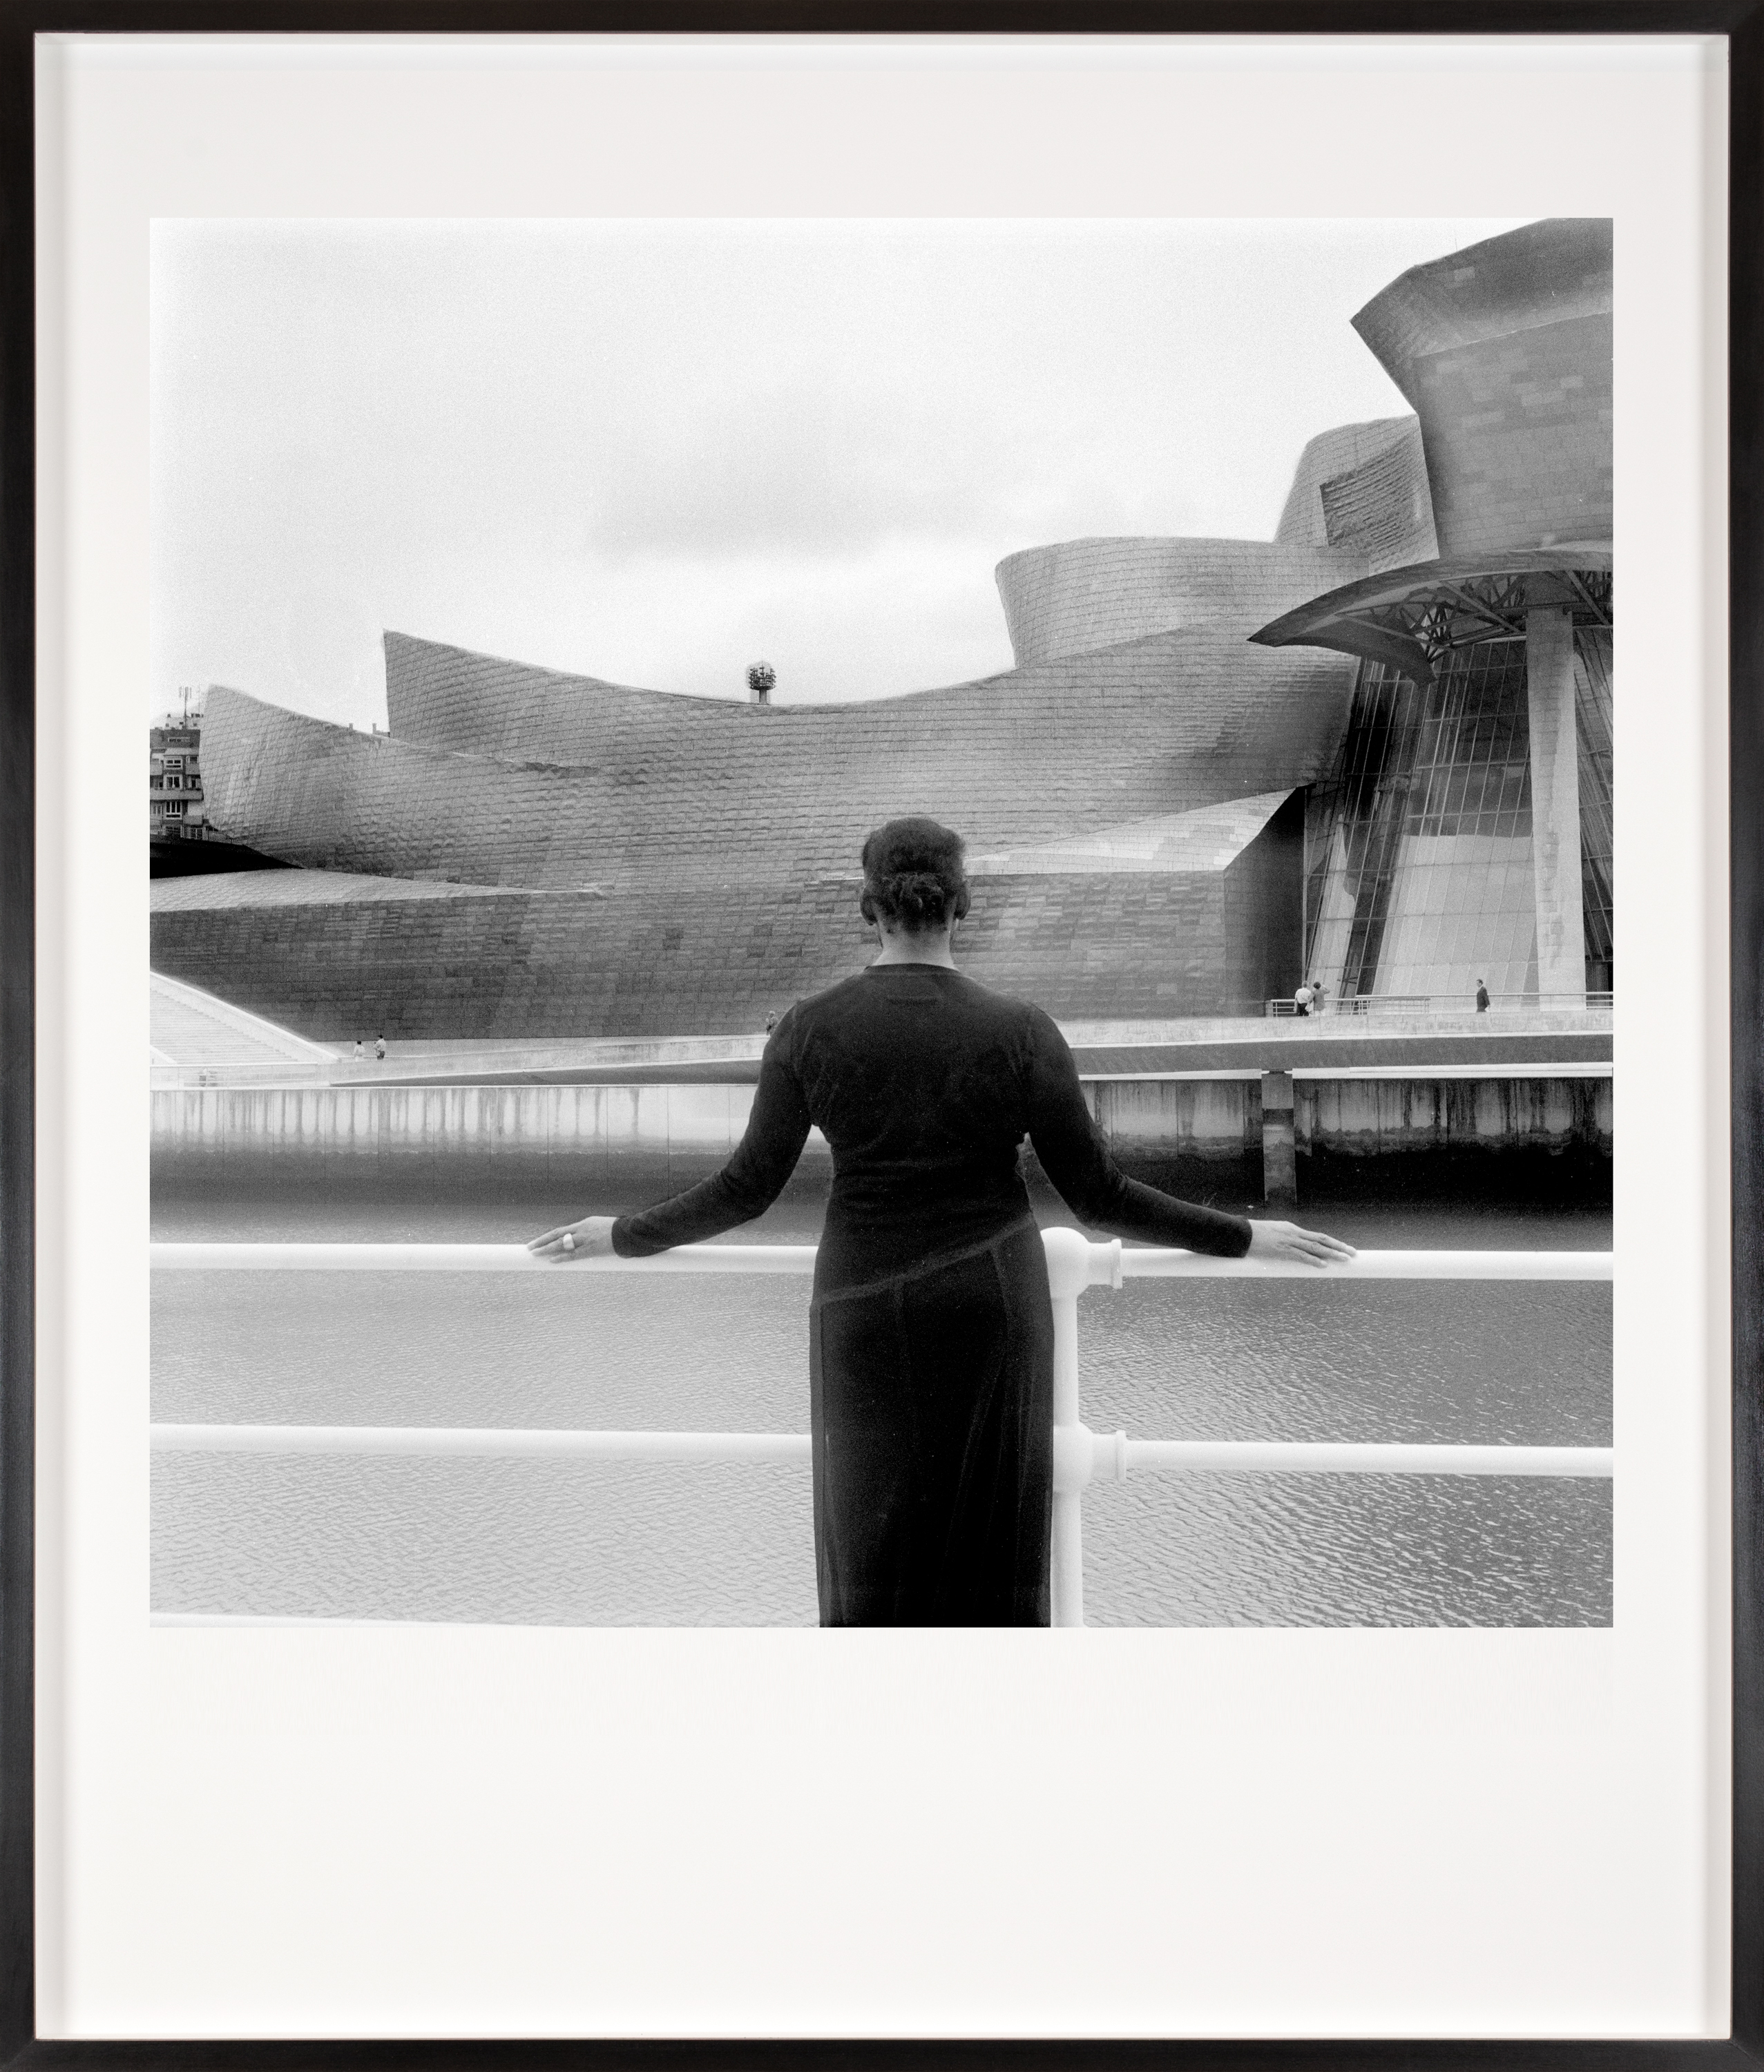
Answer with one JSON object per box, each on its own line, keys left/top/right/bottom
{"left": 612, "top": 965, "right": 1252, "bottom": 1627}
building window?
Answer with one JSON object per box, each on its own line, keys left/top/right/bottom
{"left": 164, "top": 774, "right": 182, "bottom": 790}
{"left": 164, "top": 756, "right": 184, "bottom": 771}
{"left": 164, "top": 801, "right": 185, "bottom": 818}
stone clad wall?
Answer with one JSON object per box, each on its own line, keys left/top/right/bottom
{"left": 1220, "top": 792, "right": 1306, "bottom": 1006}
{"left": 149, "top": 854, "right": 1296, "bottom": 1040}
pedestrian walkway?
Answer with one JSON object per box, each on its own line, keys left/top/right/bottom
{"left": 336, "top": 1017, "right": 1611, "bottom": 1088}
{"left": 147, "top": 979, "right": 1614, "bottom": 1091}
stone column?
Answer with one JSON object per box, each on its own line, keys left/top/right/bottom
{"left": 1261, "top": 1070, "right": 1296, "bottom": 1207}
{"left": 1525, "top": 607, "right": 1586, "bottom": 1002}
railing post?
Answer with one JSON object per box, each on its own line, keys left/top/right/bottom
{"left": 1260, "top": 1068, "right": 1297, "bottom": 1207}
{"left": 1042, "top": 1227, "right": 1096, "bottom": 1628}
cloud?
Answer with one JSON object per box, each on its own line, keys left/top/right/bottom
{"left": 152, "top": 217, "right": 1529, "bottom": 720}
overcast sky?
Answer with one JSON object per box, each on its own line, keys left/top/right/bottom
{"left": 151, "top": 217, "right": 1527, "bottom": 727}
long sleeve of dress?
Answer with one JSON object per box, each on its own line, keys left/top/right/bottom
{"left": 611, "top": 1019, "right": 813, "bottom": 1256}
{"left": 1024, "top": 1010, "right": 1253, "bottom": 1257}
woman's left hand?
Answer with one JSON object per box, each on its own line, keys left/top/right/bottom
{"left": 527, "top": 1215, "right": 618, "bottom": 1263}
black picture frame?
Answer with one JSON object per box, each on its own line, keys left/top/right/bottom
{"left": 1, "top": 6, "right": 1755, "bottom": 2064}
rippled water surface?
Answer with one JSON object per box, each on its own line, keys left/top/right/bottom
{"left": 153, "top": 1195, "right": 1611, "bottom": 1627}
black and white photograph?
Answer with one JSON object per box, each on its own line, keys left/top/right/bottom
{"left": 147, "top": 213, "right": 1616, "bottom": 1631}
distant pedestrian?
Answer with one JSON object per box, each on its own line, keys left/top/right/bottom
{"left": 353, "top": 1037, "right": 363, "bottom": 1061}
{"left": 765, "top": 1010, "right": 778, "bottom": 1035}
{"left": 1293, "top": 981, "right": 1314, "bottom": 1017}
{"left": 375, "top": 1033, "right": 387, "bottom": 1062}
{"left": 1310, "top": 978, "right": 1329, "bottom": 1018}
{"left": 1475, "top": 979, "right": 1490, "bottom": 1014}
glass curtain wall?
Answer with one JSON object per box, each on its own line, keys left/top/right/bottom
{"left": 1305, "top": 631, "right": 1613, "bottom": 1005}
{"left": 1575, "top": 627, "right": 1615, "bottom": 994}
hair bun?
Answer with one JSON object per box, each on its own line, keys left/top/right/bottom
{"left": 860, "top": 817, "right": 969, "bottom": 934}
{"left": 882, "top": 870, "right": 948, "bottom": 928}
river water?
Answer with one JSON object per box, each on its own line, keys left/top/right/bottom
{"left": 152, "top": 1194, "right": 1612, "bottom": 1627}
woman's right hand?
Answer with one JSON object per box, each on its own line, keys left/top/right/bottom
{"left": 1245, "top": 1219, "right": 1357, "bottom": 1268}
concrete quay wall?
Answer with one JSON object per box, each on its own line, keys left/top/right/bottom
{"left": 151, "top": 1072, "right": 1611, "bottom": 1202}
{"left": 149, "top": 1079, "right": 1260, "bottom": 1196}
{"left": 151, "top": 1082, "right": 832, "bottom": 1199}
{"left": 1298, "top": 1074, "right": 1611, "bottom": 1197}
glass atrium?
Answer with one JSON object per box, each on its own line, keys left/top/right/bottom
{"left": 1303, "top": 629, "right": 1615, "bottom": 1006}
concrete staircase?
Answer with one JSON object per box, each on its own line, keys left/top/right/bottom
{"left": 151, "top": 973, "right": 338, "bottom": 1078}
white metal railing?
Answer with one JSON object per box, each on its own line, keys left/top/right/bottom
{"left": 150, "top": 1231, "right": 1614, "bottom": 1628}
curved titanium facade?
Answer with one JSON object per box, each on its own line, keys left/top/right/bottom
{"left": 1274, "top": 416, "right": 1420, "bottom": 548}
{"left": 172, "top": 613, "right": 1351, "bottom": 1036}
{"left": 1350, "top": 218, "right": 1612, "bottom": 562}
{"left": 1315, "top": 425, "right": 1439, "bottom": 568}
{"left": 993, "top": 538, "right": 1358, "bottom": 666}
{"left": 363, "top": 627, "right": 1355, "bottom": 872}
{"left": 177, "top": 622, "right": 1352, "bottom": 1033}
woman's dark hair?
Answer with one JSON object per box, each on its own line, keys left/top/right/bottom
{"left": 859, "top": 817, "right": 971, "bottom": 932}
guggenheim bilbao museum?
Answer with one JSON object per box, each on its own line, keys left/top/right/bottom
{"left": 152, "top": 218, "right": 1614, "bottom": 1041}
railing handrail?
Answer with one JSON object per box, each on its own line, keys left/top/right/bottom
{"left": 150, "top": 1228, "right": 1613, "bottom": 1627}
{"left": 152, "top": 1422, "right": 812, "bottom": 1461}
{"left": 148, "top": 1420, "right": 1612, "bottom": 1483}
{"left": 148, "top": 1240, "right": 1613, "bottom": 1281}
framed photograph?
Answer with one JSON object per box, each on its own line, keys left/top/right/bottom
{"left": 3, "top": 11, "right": 1755, "bottom": 2062}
